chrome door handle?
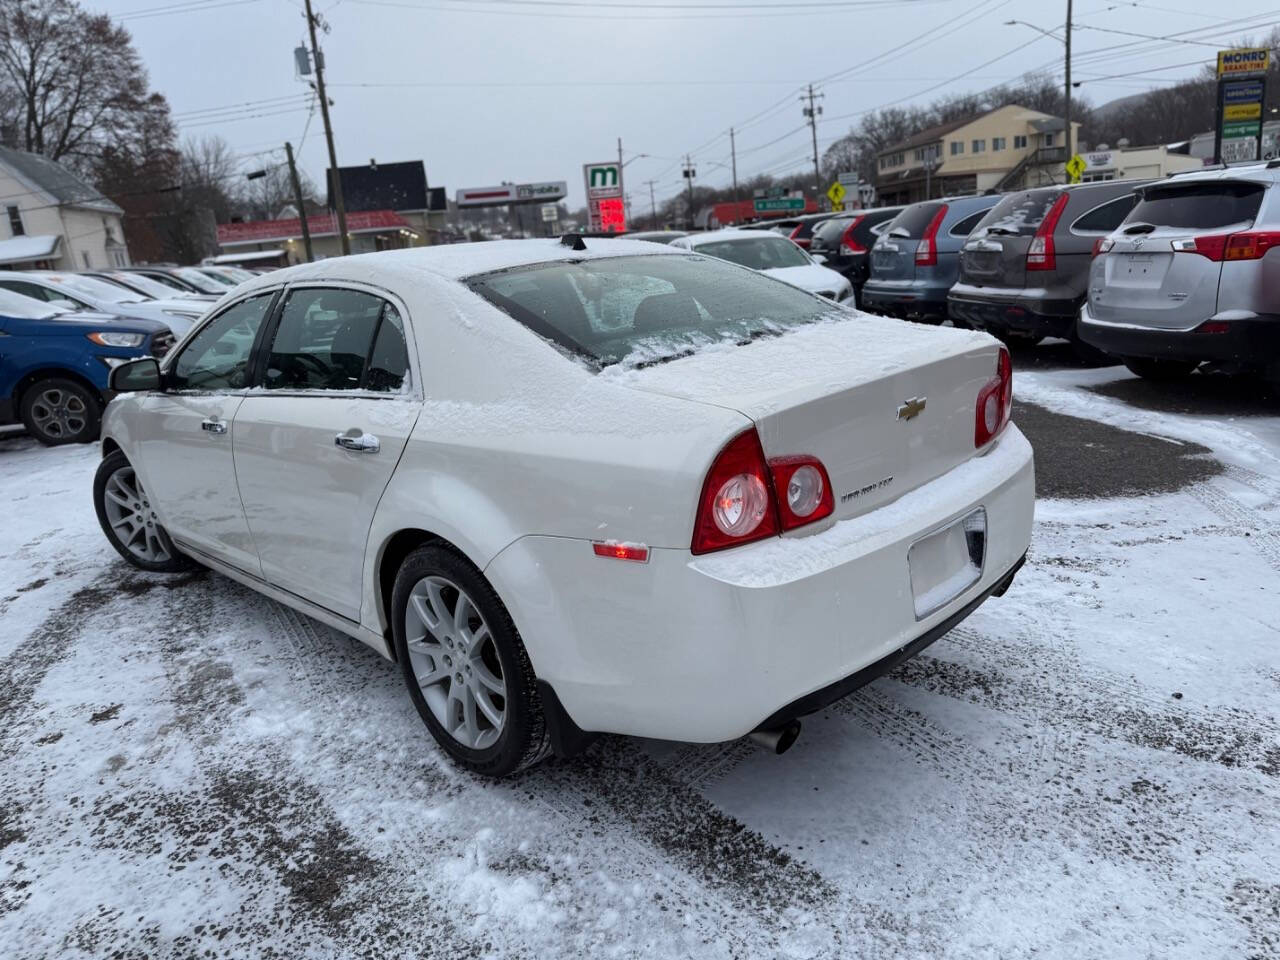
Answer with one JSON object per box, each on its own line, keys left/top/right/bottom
{"left": 334, "top": 431, "right": 380, "bottom": 453}
{"left": 201, "top": 418, "right": 227, "bottom": 435}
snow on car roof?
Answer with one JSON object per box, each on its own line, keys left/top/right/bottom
{"left": 235, "top": 238, "right": 682, "bottom": 293}
{"left": 681, "top": 229, "right": 775, "bottom": 246}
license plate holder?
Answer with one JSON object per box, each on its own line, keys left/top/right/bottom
{"left": 908, "top": 508, "right": 986, "bottom": 620}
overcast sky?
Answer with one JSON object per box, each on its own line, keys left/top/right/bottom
{"left": 99, "top": 0, "right": 1277, "bottom": 213}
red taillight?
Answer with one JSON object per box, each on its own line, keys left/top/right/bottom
{"left": 692, "top": 429, "right": 779, "bottom": 555}
{"left": 914, "top": 205, "right": 949, "bottom": 266}
{"left": 1195, "top": 321, "right": 1231, "bottom": 334}
{"left": 1092, "top": 236, "right": 1113, "bottom": 258}
{"left": 975, "top": 347, "right": 1013, "bottom": 448}
{"left": 1026, "top": 192, "right": 1069, "bottom": 271}
{"left": 1224, "top": 231, "right": 1280, "bottom": 260}
{"left": 788, "top": 224, "right": 810, "bottom": 249}
{"left": 1171, "top": 235, "right": 1228, "bottom": 260}
{"left": 592, "top": 541, "right": 649, "bottom": 562}
{"left": 691, "top": 430, "right": 835, "bottom": 554}
{"left": 768, "top": 456, "right": 835, "bottom": 531}
{"left": 840, "top": 216, "right": 867, "bottom": 256}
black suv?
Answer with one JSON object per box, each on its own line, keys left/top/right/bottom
{"left": 806, "top": 206, "right": 904, "bottom": 307}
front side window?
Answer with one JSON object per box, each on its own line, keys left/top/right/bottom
{"left": 468, "top": 254, "right": 842, "bottom": 369}
{"left": 169, "top": 294, "right": 273, "bottom": 391}
{"left": 263, "top": 287, "right": 398, "bottom": 391}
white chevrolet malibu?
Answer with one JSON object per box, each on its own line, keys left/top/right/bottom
{"left": 670, "top": 229, "right": 854, "bottom": 302}
{"left": 95, "top": 238, "right": 1034, "bottom": 777}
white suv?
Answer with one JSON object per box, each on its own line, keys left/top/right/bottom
{"left": 1079, "top": 161, "right": 1280, "bottom": 381}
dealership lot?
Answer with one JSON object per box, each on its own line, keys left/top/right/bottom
{"left": 0, "top": 352, "right": 1276, "bottom": 959}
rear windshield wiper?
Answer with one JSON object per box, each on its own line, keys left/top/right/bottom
{"left": 984, "top": 226, "right": 1021, "bottom": 236}
{"left": 1123, "top": 222, "right": 1156, "bottom": 235}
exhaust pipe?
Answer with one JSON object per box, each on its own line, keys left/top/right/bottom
{"left": 749, "top": 720, "right": 801, "bottom": 755}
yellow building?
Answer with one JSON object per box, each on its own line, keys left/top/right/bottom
{"left": 875, "top": 104, "right": 1083, "bottom": 205}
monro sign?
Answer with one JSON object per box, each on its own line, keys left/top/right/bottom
{"left": 1217, "top": 47, "right": 1270, "bottom": 78}
{"left": 584, "top": 162, "right": 622, "bottom": 200}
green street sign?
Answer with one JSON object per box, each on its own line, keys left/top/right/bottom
{"left": 753, "top": 197, "right": 805, "bottom": 212}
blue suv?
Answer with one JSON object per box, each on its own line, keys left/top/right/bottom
{"left": 0, "top": 292, "right": 173, "bottom": 445}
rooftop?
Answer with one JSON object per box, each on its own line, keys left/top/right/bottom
{"left": 0, "top": 147, "right": 122, "bottom": 215}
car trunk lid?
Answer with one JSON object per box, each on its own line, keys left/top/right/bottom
{"left": 959, "top": 188, "right": 1063, "bottom": 290}
{"left": 608, "top": 317, "right": 1002, "bottom": 522}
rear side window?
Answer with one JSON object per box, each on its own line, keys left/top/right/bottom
{"left": 975, "top": 190, "right": 1062, "bottom": 237}
{"left": 885, "top": 202, "right": 945, "bottom": 238}
{"left": 1127, "top": 182, "right": 1265, "bottom": 230}
{"left": 813, "top": 217, "right": 853, "bottom": 244}
{"left": 949, "top": 210, "right": 990, "bottom": 237}
{"left": 1072, "top": 194, "right": 1139, "bottom": 233}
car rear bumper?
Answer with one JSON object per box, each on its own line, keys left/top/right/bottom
{"left": 1078, "top": 302, "right": 1280, "bottom": 364}
{"left": 486, "top": 426, "right": 1035, "bottom": 743}
{"left": 947, "top": 287, "right": 1079, "bottom": 338}
{"left": 862, "top": 280, "right": 949, "bottom": 320}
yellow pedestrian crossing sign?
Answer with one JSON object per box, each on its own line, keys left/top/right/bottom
{"left": 1065, "top": 153, "right": 1086, "bottom": 183}
{"left": 827, "top": 181, "right": 846, "bottom": 207}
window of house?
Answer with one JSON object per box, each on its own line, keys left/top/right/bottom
{"left": 993, "top": 137, "right": 1006, "bottom": 151}
{"left": 7, "top": 205, "right": 23, "bottom": 236}
{"left": 1043, "top": 133, "right": 1056, "bottom": 147}
{"left": 971, "top": 139, "right": 986, "bottom": 153}
{"left": 950, "top": 141, "right": 964, "bottom": 155}
{"left": 81, "top": 251, "right": 91, "bottom": 269}
{"left": 1014, "top": 135, "right": 1028, "bottom": 149}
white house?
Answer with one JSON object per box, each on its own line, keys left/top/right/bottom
{"left": 0, "top": 146, "right": 129, "bottom": 270}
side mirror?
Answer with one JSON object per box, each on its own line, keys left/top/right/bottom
{"left": 109, "top": 357, "right": 162, "bottom": 393}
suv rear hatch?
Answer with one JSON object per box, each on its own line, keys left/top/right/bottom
{"left": 959, "top": 188, "right": 1062, "bottom": 290}
{"left": 871, "top": 202, "right": 947, "bottom": 283}
{"left": 1089, "top": 180, "right": 1266, "bottom": 330}
{"left": 616, "top": 317, "right": 1002, "bottom": 522}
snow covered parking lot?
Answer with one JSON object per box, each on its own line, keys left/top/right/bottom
{"left": 1, "top": 351, "right": 1278, "bottom": 959}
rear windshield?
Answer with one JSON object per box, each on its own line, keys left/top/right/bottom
{"left": 884, "top": 202, "right": 945, "bottom": 238}
{"left": 1127, "top": 181, "right": 1265, "bottom": 230}
{"left": 974, "top": 190, "right": 1062, "bottom": 237}
{"left": 813, "top": 217, "right": 854, "bottom": 244}
{"left": 468, "top": 254, "right": 841, "bottom": 369}
{"left": 44, "top": 273, "right": 142, "bottom": 304}
{"left": 694, "top": 235, "right": 810, "bottom": 269}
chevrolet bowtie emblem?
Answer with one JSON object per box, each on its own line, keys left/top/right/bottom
{"left": 897, "top": 397, "right": 927, "bottom": 421}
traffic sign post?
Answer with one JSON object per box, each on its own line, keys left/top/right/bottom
{"left": 1065, "top": 153, "right": 1086, "bottom": 184}
{"left": 826, "top": 181, "right": 846, "bottom": 208}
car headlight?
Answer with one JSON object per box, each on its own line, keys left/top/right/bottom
{"left": 87, "top": 331, "right": 145, "bottom": 347}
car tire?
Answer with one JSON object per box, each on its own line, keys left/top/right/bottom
{"left": 93, "top": 449, "right": 195, "bottom": 572}
{"left": 1122, "top": 357, "right": 1200, "bottom": 380}
{"left": 20, "top": 377, "right": 101, "bottom": 446}
{"left": 392, "top": 544, "right": 551, "bottom": 778}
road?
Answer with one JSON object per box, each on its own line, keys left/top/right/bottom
{"left": 1, "top": 352, "right": 1277, "bottom": 959}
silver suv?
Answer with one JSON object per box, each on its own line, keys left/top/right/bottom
{"left": 1079, "top": 162, "right": 1280, "bottom": 381}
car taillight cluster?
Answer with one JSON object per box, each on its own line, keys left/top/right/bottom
{"left": 788, "top": 225, "right": 811, "bottom": 249}
{"left": 840, "top": 216, "right": 867, "bottom": 256}
{"left": 1093, "top": 236, "right": 1113, "bottom": 258}
{"left": 975, "top": 347, "right": 1013, "bottom": 448}
{"left": 1026, "top": 193, "right": 1070, "bottom": 271}
{"left": 914, "top": 205, "right": 949, "bottom": 267}
{"left": 691, "top": 430, "right": 834, "bottom": 555}
{"left": 1171, "top": 231, "right": 1280, "bottom": 262}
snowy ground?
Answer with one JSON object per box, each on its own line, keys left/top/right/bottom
{"left": 2, "top": 352, "right": 1278, "bottom": 959}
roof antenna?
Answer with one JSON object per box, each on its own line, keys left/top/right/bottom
{"left": 559, "top": 234, "right": 586, "bottom": 251}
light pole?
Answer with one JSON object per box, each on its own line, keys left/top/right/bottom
{"left": 1006, "top": 7, "right": 1074, "bottom": 178}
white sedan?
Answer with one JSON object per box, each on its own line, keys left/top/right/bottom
{"left": 670, "top": 228, "right": 854, "bottom": 301}
{"left": 95, "top": 238, "right": 1034, "bottom": 777}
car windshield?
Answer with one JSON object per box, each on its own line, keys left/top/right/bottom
{"left": 884, "top": 202, "right": 945, "bottom": 238}
{"left": 104, "top": 271, "right": 182, "bottom": 299}
{"left": 171, "top": 267, "right": 227, "bottom": 293}
{"left": 692, "top": 235, "right": 810, "bottom": 270}
{"left": 813, "top": 217, "right": 853, "bottom": 244}
{"left": 974, "top": 190, "right": 1061, "bottom": 237}
{"left": 1127, "top": 181, "right": 1265, "bottom": 230}
{"left": 43, "top": 273, "right": 143, "bottom": 304}
{"left": 0, "top": 287, "right": 62, "bottom": 319}
{"left": 468, "top": 254, "right": 841, "bottom": 369}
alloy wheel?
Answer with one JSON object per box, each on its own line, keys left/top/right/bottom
{"left": 404, "top": 575, "right": 506, "bottom": 750}
{"left": 30, "top": 387, "right": 89, "bottom": 440}
{"left": 101, "top": 466, "right": 172, "bottom": 564}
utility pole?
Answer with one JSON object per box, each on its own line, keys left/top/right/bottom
{"left": 800, "top": 84, "right": 824, "bottom": 207}
{"left": 1064, "top": 0, "right": 1073, "bottom": 171}
{"left": 643, "top": 179, "right": 657, "bottom": 226}
{"left": 304, "top": 0, "right": 349, "bottom": 255}
{"left": 617, "top": 136, "right": 626, "bottom": 229}
{"left": 284, "top": 142, "right": 313, "bottom": 262}
{"left": 729, "top": 127, "right": 741, "bottom": 224}
{"left": 682, "top": 154, "right": 696, "bottom": 229}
